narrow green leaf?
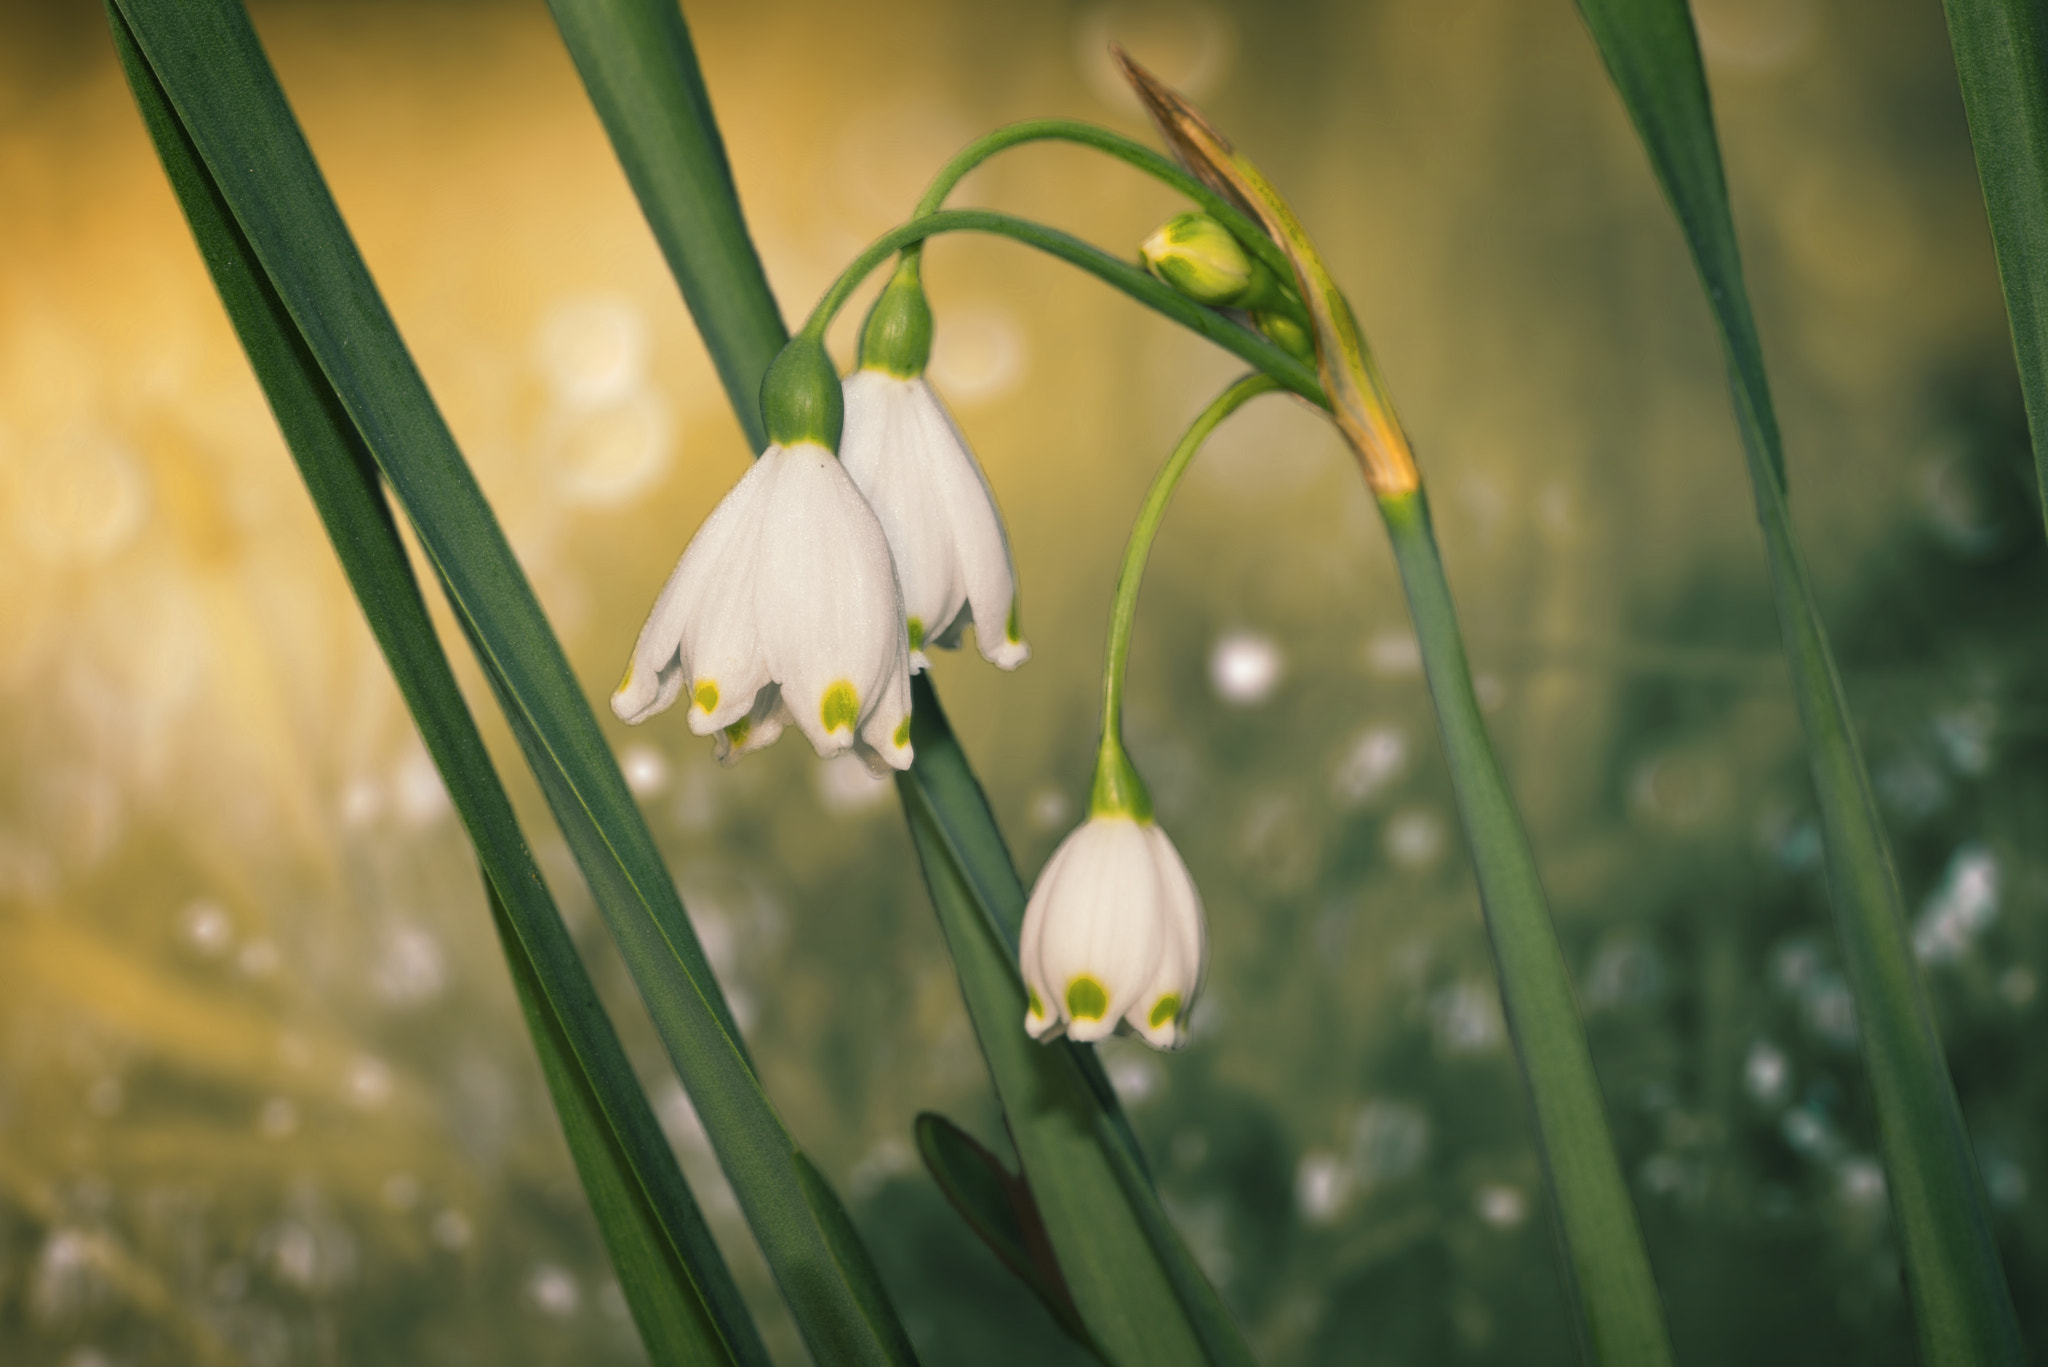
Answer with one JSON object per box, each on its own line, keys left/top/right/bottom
{"left": 791, "top": 1153, "right": 926, "bottom": 1366}
{"left": 111, "top": 2, "right": 913, "bottom": 1361}
{"left": 105, "top": 11, "right": 764, "bottom": 1362}
{"left": 490, "top": 880, "right": 748, "bottom": 1367}
{"left": 546, "top": 0, "right": 786, "bottom": 451}
{"left": 914, "top": 1112, "right": 1095, "bottom": 1351}
{"left": 1941, "top": 0, "right": 2048, "bottom": 533}
{"left": 1576, "top": 3, "right": 2026, "bottom": 1362}
{"left": 1381, "top": 493, "right": 1672, "bottom": 1367}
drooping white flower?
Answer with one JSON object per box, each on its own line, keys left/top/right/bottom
{"left": 611, "top": 339, "right": 913, "bottom": 773}
{"left": 839, "top": 257, "right": 1028, "bottom": 672}
{"left": 1019, "top": 814, "right": 1207, "bottom": 1050}
{"left": 840, "top": 371, "right": 1028, "bottom": 671}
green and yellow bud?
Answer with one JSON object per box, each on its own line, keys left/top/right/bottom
{"left": 1141, "top": 211, "right": 1257, "bottom": 305}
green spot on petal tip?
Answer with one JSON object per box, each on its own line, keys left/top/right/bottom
{"left": 1148, "top": 994, "right": 1181, "bottom": 1029}
{"left": 820, "top": 680, "right": 859, "bottom": 733}
{"left": 1026, "top": 988, "right": 1043, "bottom": 1018}
{"left": 1066, "top": 976, "right": 1108, "bottom": 1022}
{"left": 893, "top": 715, "right": 912, "bottom": 748}
{"left": 692, "top": 679, "right": 719, "bottom": 714}
{"left": 906, "top": 617, "right": 925, "bottom": 652}
{"left": 724, "top": 717, "right": 750, "bottom": 746}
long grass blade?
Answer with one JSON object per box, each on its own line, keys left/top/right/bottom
{"left": 1576, "top": 3, "right": 2026, "bottom": 1361}
{"left": 1941, "top": 0, "right": 2048, "bottom": 533}
{"left": 546, "top": 0, "right": 786, "bottom": 451}
{"left": 112, "top": 2, "right": 913, "bottom": 1361}
{"left": 548, "top": 3, "right": 1262, "bottom": 1358}
{"left": 106, "top": 11, "right": 764, "bottom": 1360}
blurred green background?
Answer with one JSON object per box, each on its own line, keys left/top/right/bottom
{"left": 3, "top": 0, "right": 2045, "bottom": 1362}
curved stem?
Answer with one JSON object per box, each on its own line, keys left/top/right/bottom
{"left": 910, "top": 118, "right": 1291, "bottom": 282}
{"left": 1090, "top": 373, "right": 1282, "bottom": 818}
{"left": 799, "top": 210, "right": 1323, "bottom": 404}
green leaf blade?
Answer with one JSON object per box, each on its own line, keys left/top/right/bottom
{"left": 1381, "top": 493, "right": 1673, "bottom": 1367}
{"left": 1575, "top": 3, "right": 2026, "bottom": 1361}
{"left": 111, "top": 2, "right": 914, "bottom": 1361}
{"left": 106, "top": 12, "right": 767, "bottom": 1361}
{"left": 547, "top": 0, "right": 788, "bottom": 451}
{"left": 1941, "top": 0, "right": 2048, "bottom": 534}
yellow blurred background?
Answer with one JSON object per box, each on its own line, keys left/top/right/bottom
{"left": 3, "top": 0, "right": 2040, "bottom": 1363}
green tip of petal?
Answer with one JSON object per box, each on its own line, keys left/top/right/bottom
{"left": 692, "top": 680, "right": 719, "bottom": 714}
{"left": 907, "top": 617, "right": 925, "bottom": 652}
{"left": 1148, "top": 994, "right": 1182, "bottom": 1029}
{"left": 893, "top": 715, "right": 912, "bottom": 748}
{"left": 820, "top": 680, "right": 860, "bottom": 734}
{"left": 724, "top": 717, "right": 751, "bottom": 747}
{"left": 615, "top": 661, "right": 634, "bottom": 695}
{"left": 1026, "top": 987, "right": 1044, "bottom": 1018}
{"left": 1005, "top": 600, "right": 1022, "bottom": 645}
{"left": 1066, "top": 976, "right": 1108, "bottom": 1022}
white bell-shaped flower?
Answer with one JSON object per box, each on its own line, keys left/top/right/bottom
{"left": 838, "top": 260, "right": 1028, "bottom": 672}
{"left": 611, "top": 339, "right": 913, "bottom": 774}
{"left": 1019, "top": 813, "right": 1207, "bottom": 1050}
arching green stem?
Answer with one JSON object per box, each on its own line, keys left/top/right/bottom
{"left": 908, "top": 118, "right": 1291, "bottom": 282}
{"left": 1090, "top": 373, "right": 1281, "bottom": 819}
{"left": 799, "top": 210, "right": 1322, "bottom": 404}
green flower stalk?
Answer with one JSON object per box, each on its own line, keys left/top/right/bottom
{"left": 1018, "top": 373, "right": 1279, "bottom": 1052}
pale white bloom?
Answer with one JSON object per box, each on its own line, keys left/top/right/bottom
{"left": 1019, "top": 815, "right": 1206, "bottom": 1050}
{"left": 611, "top": 440, "right": 913, "bottom": 773}
{"left": 839, "top": 370, "right": 1029, "bottom": 672}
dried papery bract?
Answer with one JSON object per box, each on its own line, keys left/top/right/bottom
{"left": 1114, "top": 47, "right": 1419, "bottom": 497}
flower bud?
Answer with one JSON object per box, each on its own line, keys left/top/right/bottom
{"left": 1141, "top": 211, "right": 1256, "bottom": 305}
{"left": 760, "top": 334, "right": 844, "bottom": 452}
{"left": 1255, "top": 308, "right": 1316, "bottom": 363}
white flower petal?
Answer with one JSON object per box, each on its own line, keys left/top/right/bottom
{"left": 1019, "top": 827, "right": 1079, "bottom": 1038}
{"left": 841, "top": 372, "right": 1027, "bottom": 672}
{"left": 711, "top": 684, "right": 790, "bottom": 766}
{"left": 1127, "top": 823, "right": 1207, "bottom": 1049}
{"left": 842, "top": 373, "right": 965, "bottom": 666}
{"left": 855, "top": 639, "right": 915, "bottom": 774}
{"left": 906, "top": 379, "right": 1029, "bottom": 670}
{"left": 613, "top": 451, "right": 777, "bottom": 725}
{"left": 753, "top": 443, "right": 908, "bottom": 759}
